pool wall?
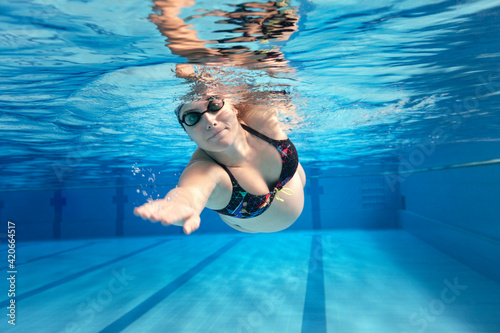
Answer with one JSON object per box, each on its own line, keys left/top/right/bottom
{"left": 392, "top": 140, "right": 500, "bottom": 284}
{"left": 1, "top": 142, "right": 499, "bottom": 284}
{"left": 0, "top": 173, "right": 400, "bottom": 241}
{"left": 400, "top": 162, "right": 500, "bottom": 284}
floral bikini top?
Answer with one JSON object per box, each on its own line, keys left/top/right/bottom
{"left": 211, "top": 124, "right": 299, "bottom": 219}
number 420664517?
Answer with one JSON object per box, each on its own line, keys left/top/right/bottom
{"left": 8, "top": 221, "right": 15, "bottom": 268}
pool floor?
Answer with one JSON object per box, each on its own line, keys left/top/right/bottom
{"left": 2, "top": 230, "right": 500, "bottom": 332}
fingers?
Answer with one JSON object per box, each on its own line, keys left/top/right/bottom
{"left": 134, "top": 200, "right": 200, "bottom": 235}
{"left": 134, "top": 202, "right": 164, "bottom": 223}
{"left": 133, "top": 206, "right": 148, "bottom": 219}
{"left": 183, "top": 214, "right": 201, "bottom": 235}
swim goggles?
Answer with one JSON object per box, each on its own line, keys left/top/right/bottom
{"left": 178, "top": 97, "right": 225, "bottom": 127}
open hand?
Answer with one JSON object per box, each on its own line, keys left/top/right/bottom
{"left": 134, "top": 198, "right": 200, "bottom": 235}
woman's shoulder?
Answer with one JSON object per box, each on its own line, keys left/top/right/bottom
{"left": 182, "top": 149, "right": 228, "bottom": 184}
{"left": 188, "top": 148, "right": 217, "bottom": 166}
{"left": 239, "top": 105, "right": 288, "bottom": 141}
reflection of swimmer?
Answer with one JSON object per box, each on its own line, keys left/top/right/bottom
{"left": 134, "top": 96, "right": 306, "bottom": 234}
{"left": 149, "top": 0, "right": 299, "bottom": 69}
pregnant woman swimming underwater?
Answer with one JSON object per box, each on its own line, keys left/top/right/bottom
{"left": 134, "top": 95, "right": 306, "bottom": 234}
{"left": 134, "top": 0, "right": 306, "bottom": 234}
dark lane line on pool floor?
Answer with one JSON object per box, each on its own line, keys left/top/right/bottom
{"left": 0, "top": 239, "right": 171, "bottom": 307}
{"left": 0, "top": 241, "right": 97, "bottom": 270}
{"left": 99, "top": 237, "right": 243, "bottom": 333}
{"left": 302, "top": 234, "right": 327, "bottom": 333}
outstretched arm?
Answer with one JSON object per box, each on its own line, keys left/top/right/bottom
{"left": 134, "top": 160, "right": 221, "bottom": 235}
{"left": 149, "top": 0, "right": 217, "bottom": 60}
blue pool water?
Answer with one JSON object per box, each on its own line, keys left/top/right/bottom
{"left": 1, "top": 0, "right": 500, "bottom": 332}
{"left": 2, "top": 231, "right": 500, "bottom": 333}
{"left": 1, "top": 0, "right": 499, "bottom": 189}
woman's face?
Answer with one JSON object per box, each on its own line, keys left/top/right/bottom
{"left": 178, "top": 99, "right": 239, "bottom": 151}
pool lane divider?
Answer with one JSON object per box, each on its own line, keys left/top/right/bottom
{"left": 0, "top": 239, "right": 171, "bottom": 307}
{"left": 99, "top": 237, "right": 243, "bottom": 333}
{"left": 301, "top": 235, "right": 327, "bottom": 333}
